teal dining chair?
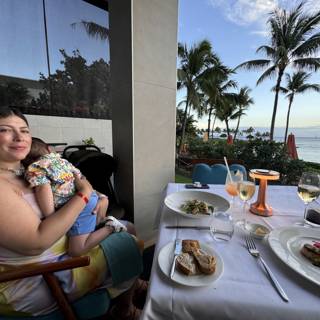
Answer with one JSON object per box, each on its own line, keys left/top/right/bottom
{"left": 0, "top": 232, "right": 143, "bottom": 320}
{"left": 192, "top": 163, "right": 247, "bottom": 185}
{"left": 229, "top": 164, "right": 247, "bottom": 180}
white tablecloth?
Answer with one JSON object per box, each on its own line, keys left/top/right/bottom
{"left": 141, "top": 183, "right": 320, "bottom": 320}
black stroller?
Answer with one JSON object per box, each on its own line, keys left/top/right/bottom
{"left": 62, "top": 145, "right": 125, "bottom": 220}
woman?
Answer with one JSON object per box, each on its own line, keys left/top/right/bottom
{"left": 0, "top": 107, "right": 143, "bottom": 319}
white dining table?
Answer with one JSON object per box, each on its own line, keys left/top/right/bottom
{"left": 141, "top": 183, "right": 320, "bottom": 320}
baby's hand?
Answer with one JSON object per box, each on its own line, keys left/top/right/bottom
{"left": 105, "top": 216, "right": 127, "bottom": 232}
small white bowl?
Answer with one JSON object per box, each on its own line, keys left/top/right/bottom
{"left": 246, "top": 223, "right": 270, "bottom": 239}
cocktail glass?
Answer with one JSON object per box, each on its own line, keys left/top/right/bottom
{"left": 225, "top": 170, "right": 243, "bottom": 208}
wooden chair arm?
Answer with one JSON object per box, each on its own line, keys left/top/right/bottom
{"left": 0, "top": 256, "right": 90, "bottom": 283}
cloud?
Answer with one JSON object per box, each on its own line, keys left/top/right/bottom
{"left": 303, "top": 0, "right": 320, "bottom": 13}
{"left": 250, "top": 30, "right": 269, "bottom": 37}
{"left": 207, "top": 0, "right": 278, "bottom": 26}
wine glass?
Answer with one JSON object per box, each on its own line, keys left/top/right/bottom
{"left": 225, "top": 170, "right": 243, "bottom": 208}
{"left": 236, "top": 175, "right": 256, "bottom": 230}
{"left": 297, "top": 172, "right": 320, "bottom": 226}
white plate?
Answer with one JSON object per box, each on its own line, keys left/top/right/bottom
{"left": 158, "top": 241, "right": 224, "bottom": 286}
{"left": 251, "top": 169, "right": 279, "bottom": 176}
{"left": 268, "top": 226, "right": 320, "bottom": 286}
{"left": 164, "top": 190, "right": 230, "bottom": 219}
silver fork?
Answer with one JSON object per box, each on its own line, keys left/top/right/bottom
{"left": 245, "top": 234, "right": 289, "bottom": 302}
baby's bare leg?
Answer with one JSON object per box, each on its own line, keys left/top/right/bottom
{"left": 68, "top": 226, "right": 114, "bottom": 256}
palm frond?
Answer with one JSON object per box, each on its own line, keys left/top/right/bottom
{"left": 293, "top": 57, "right": 320, "bottom": 71}
{"left": 235, "top": 59, "right": 271, "bottom": 71}
{"left": 274, "top": 86, "right": 289, "bottom": 94}
{"left": 296, "top": 83, "right": 320, "bottom": 93}
{"left": 71, "top": 21, "right": 109, "bottom": 41}
{"left": 293, "top": 33, "right": 320, "bottom": 57}
{"left": 256, "top": 65, "right": 277, "bottom": 85}
{"left": 177, "top": 69, "right": 186, "bottom": 83}
{"left": 256, "top": 45, "right": 276, "bottom": 57}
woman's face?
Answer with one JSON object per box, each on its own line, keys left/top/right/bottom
{"left": 0, "top": 115, "right": 31, "bottom": 163}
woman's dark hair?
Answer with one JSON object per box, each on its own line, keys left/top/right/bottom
{"left": 22, "top": 137, "right": 49, "bottom": 168}
{"left": 0, "top": 106, "right": 29, "bottom": 126}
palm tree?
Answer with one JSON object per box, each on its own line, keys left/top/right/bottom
{"left": 199, "top": 61, "right": 236, "bottom": 138}
{"left": 177, "top": 40, "right": 216, "bottom": 154}
{"left": 233, "top": 87, "right": 254, "bottom": 140}
{"left": 214, "top": 92, "right": 239, "bottom": 136}
{"left": 236, "top": 2, "right": 320, "bottom": 140}
{"left": 279, "top": 71, "right": 320, "bottom": 143}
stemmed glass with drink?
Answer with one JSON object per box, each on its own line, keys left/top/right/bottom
{"left": 297, "top": 172, "right": 320, "bottom": 226}
{"left": 225, "top": 170, "right": 243, "bottom": 207}
{"left": 236, "top": 175, "right": 256, "bottom": 230}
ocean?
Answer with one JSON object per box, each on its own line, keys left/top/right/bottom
{"left": 270, "top": 127, "right": 320, "bottom": 164}
{"left": 287, "top": 137, "right": 320, "bottom": 163}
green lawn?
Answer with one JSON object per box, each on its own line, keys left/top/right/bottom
{"left": 175, "top": 173, "right": 192, "bottom": 183}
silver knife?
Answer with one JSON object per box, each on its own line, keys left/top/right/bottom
{"left": 170, "top": 239, "right": 182, "bottom": 279}
{"left": 166, "top": 225, "right": 210, "bottom": 230}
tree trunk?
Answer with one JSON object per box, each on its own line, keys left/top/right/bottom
{"left": 270, "top": 69, "right": 284, "bottom": 141}
{"left": 234, "top": 113, "right": 241, "bottom": 140}
{"left": 211, "top": 114, "right": 217, "bottom": 138}
{"left": 207, "top": 107, "right": 213, "bottom": 138}
{"left": 225, "top": 119, "right": 230, "bottom": 136}
{"left": 284, "top": 95, "right": 294, "bottom": 143}
{"left": 178, "top": 97, "right": 190, "bottom": 154}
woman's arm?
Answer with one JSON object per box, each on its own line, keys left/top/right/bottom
{"left": 34, "top": 184, "right": 55, "bottom": 217}
{"left": 0, "top": 176, "right": 93, "bottom": 256}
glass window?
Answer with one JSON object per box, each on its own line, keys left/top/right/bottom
{"left": 0, "top": 0, "right": 110, "bottom": 119}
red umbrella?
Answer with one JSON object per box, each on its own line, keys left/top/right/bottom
{"left": 227, "top": 134, "right": 233, "bottom": 145}
{"left": 287, "top": 133, "right": 298, "bottom": 159}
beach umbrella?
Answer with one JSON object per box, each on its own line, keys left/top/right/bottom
{"left": 287, "top": 133, "right": 298, "bottom": 159}
{"left": 227, "top": 134, "right": 233, "bottom": 145}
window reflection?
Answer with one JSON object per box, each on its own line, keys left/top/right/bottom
{"left": 0, "top": 0, "right": 110, "bottom": 119}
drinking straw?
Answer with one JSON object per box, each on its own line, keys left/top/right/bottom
{"left": 223, "top": 156, "right": 233, "bottom": 183}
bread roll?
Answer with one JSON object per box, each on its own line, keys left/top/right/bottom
{"left": 193, "top": 249, "right": 216, "bottom": 274}
{"left": 182, "top": 239, "right": 200, "bottom": 254}
{"left": 176, "top": 253, "right": 198, "bottom": 275}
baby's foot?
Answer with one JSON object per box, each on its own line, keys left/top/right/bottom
{"left": 105, "top": 216, "right": 127, "bottom": 232}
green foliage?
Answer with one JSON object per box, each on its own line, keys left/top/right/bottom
{"left": 82, "top": 137, "right": 95, "bottom": 145}
{"left": 176, "top": 108, "right": 198, "bottom": 148}
{"left": 187, "top": 137, "right": 235, "bottom": 159}
{"left": 0, "top": 82, "right": 31, "bottom": 107}
{"left": 0, "top": 50, "right": 112, "bottom": 119}
{"left": 33, "top": 49, "right": 111, "bottom": 119}
{"left": 175, "top": 173, "right": 192, "bottom": 183}
{"left": 233, "top": 139, "right": 305, "bottom": 185}
{"left": 304, "top": 161, "right": 320, "bottom": 174}
{"left": 183, "top": 137, "right": 306, "bottom": 185}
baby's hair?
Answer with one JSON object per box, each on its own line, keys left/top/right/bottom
{"left": 22, "top": 137, "right": 50, "bottom": 168}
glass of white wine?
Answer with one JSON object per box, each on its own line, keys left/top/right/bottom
{"left": 297, "top": 172, "right": 320, "bottom": 226}
{"left": 236, "top": 175, "right": 256, "bottom": 230}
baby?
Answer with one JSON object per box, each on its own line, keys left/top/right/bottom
{"left": 23, "top": 137, "right": 127, "bottom": 256}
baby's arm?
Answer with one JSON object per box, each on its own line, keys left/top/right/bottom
{"left": 34, "top": 184, "right": 55, "bottom": 217}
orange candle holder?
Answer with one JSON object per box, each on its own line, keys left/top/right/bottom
{"left": 249, "top": 170, "right": 280, "bottom": 217}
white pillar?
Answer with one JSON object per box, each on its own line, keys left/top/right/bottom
{"left": 109, "top": 0, "right": 178, "bottom": 243}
